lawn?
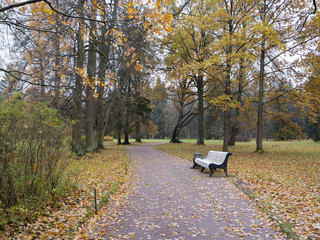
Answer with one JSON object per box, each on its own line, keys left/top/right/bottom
{"left": 154, "top": 140, "right": 320, "bottom": 239}
{"left": 1, "top": 143, "right": 129, "bottom": 239}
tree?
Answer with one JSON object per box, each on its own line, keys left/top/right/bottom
{"left": 171, "top": 82, "right": 197, "bottom": 143}
{"left": 166, "top": 72, "right": 197, "bottom": 143}
{"left": 253, "top": 0, "right": 313, "bottom": 151}
{"left": 163, "top": 0, "right": 216, "bottom": 145}
{"left": 149, "top": 80, "right": 167, "bottom": 139}
{"left": 1, "top": 0, "right": 174, "bottom": 155}
{"left": 299, "top": 32, "right": 320, "bottom": 141}
{"left": 72, "top": 0, "right": 85, "bottom": 156}
{"left": 96, "top": 0, "right": 119, "bottom": 149}
{"left": 195, "top": 0, "right": 257, "bottom": 151}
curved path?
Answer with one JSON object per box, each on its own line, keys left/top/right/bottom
{"left": 95, "top": 143, "right": 282, "bottom": 239}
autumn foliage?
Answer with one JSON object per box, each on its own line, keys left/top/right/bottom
{"left": 0, "top": 0, "right": 320, "bottom": 238}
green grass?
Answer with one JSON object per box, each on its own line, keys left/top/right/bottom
{"left": 118, "top": 138, "right": 224, "bottom": 144}
{"left": 140, "top": 138, "right": 223, "bottom": 144}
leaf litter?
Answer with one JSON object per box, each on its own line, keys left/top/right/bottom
{"left": 155, "top": 141, "right": 320, "bottom": 239}
{"left": 78, "top": 143, "right": 285, "bottom": 240}
{"left": 1, "top": 144, "right": 128, "bottom": 239}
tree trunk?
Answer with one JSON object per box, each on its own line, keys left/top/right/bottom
{"left": 39, "top": 58, "right": 45, "bottom": 98}
{"left": 71, "top": 0, "right": 85, "bottom": 156}
{"left": 123, "top": 133, "right": 130, "bottom": 145}
{"left": 170, "top": 126, "right": 182, "bottom": 143}
{"left": 223, "top": 20, "right": 234, "bottom": 152}
{"left": 101, "top": 93, "right": 118, "bottom": 137}
{"left": 96, "top": 86, "right": 104, "bottom": 149}
{"left": 96, "top": 21, "right": 106, "bottom": 149}
{"left": 135, "top": 120, "right": 141, "bottom": 142}
{"left": 228, "top": 57, "right": 244, "bottom": 146}
{"left": 85, "top": 4, "right": 98, "bottom": 152}
{"left": 170, "top": 103, "right": 184, "bottom": 143}
{"left": 223, "top": 110, "right": 231, "bottom": 152}
{"left": 223, "top": 61, "right": 232, "bottom": 151}
{"left": 123, "top": 100, "right": 130, "bottom": 145}
{"left": 123, "top": 113, "right": 130, "bottom": 145}
{"left": 256, "top": 40, "right": 266, "bottom": 151}
{"left": 97, "top": 0, "right": 119, "bottom": 149}
{"left": 197, "top": 75, "right": 204, "bottom": 145}
{"left": 85, "top": 79, "right": 97, "bottom": 152}
{"left": 54, "top": 3, "right": 61, "bottom": 103}
{"left": 229, "top": 126, "right": 239, "bottom": 146}
{"left": 117, "top": 125, "right": 122, "bottom": 145}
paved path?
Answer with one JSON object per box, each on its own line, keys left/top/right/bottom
{"left": 97, "top": 143, "right": 282, "bottom": 239}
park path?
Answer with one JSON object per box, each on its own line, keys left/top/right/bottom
{"left": 93, "top": 143, "right": 282, "bottom": 239}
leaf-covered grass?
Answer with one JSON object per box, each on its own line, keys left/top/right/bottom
{"left": 154, "top": 140, "right": 320, "bottom": 239}
{"left": 1, "top": 143, "right": 129, "bottom": 239}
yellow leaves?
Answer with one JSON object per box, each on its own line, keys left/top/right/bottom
{"left": 225, "top": 227, "right": 232, "bottom": 232}
{"left": 210, "top": 95, "right": 241, "bottom": 111}
{"left": 61, "top": 74, "right": 67, "bottom": 84}
{"left": 112, "top": 29, "right": 125, "bottom": 46}
{"left": 127, "top": 6, "right": 135, "bottom": 19}
{"left": 30, "top": 1, "right": 54, "bottom": 17}
{"left": 123, "top": 47, "right": 143, "bottom": 72}
{"left": 157, "top": 141, "right": 320, "bottom": 239}
{"left": 164, "top": 25, "right": 173, "bottom": 33}
{"left": 60, "top": 87, "right": 66, "bottom": 94}
{"left": 143, "top": 21, "right": 150, "bottom": 30}
{"left": 134, "top": 62, "right": 143, "bottom": 72}
{"left": 7, "top": 146, "right": 129, "bottom": 239}
{"left": 20, "top": 6, "right": 27, "bottom": 13}
{"left": 76, "top": 67, "right": 87, "bottom": 81}
{"left": 33, "top": 164, "right": 38, "bottom": 172}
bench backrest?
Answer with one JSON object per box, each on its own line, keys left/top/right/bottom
{"left": 205, "top": 151, "right": 231, "bottom": 165}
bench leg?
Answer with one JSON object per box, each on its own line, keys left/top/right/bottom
{"left": 223, "top": 167, "right": 228, "bottom": 177}
{"left": 209, "top": 165, "right": 215, "bottom": 177}
{"left": 191, "top": 159, "right": 198, "bottom": 169}
{"left": 201, "top": 167, "right": 204, "bottom": 172}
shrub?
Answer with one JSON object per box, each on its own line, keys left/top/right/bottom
{"left": 0, "top": 94, "right": 70, "bottom": 217}
{"left": 235, "top": 135, "right": 251, "bottom": 142}
{"left": 104, "top": 136, "right": 113, "bottom": 142}
{"left": 311, "top": 120, "right": 320, "bottom": 142}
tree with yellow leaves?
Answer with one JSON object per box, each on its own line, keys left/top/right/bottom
{"left": 253, "top": 0, "right": 315, "bottom": 151}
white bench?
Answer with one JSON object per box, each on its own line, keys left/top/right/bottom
{"left": 192, "top": 151, "right": 232, "bottom": 177}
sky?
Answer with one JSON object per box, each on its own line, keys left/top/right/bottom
{"left": 0, "top": 26, "right": 13, "bottom": 68}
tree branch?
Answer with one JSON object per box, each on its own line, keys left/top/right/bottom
{"left": 312, "top": 0, "right": 317, "bottom": 14}
{"left": 0, "top": 0, "right": 121, "bottom": 24}
{"left": 172, "top": 0, "right": 192, "bottom": 17}
{"left": 0, "top": 68, "right": 70, "bottom": 89}
{"left": 0, "top": 0, "right": 43, "bottom": 12}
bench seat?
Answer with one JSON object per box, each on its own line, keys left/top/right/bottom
{"left": 193, "top": 150, "right": 232, "bottom": 177}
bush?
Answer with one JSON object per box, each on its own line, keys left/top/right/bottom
{"left": 311, "top": 120, "right": 320, "bottom": 142}
{"left": 0, "top": 94, "right": 70, "bottom": 222}
{"left": 235, "top": 135, "right": 251, "bottom": 142}
{"left": 104, "top": 136, "right": 113, "bottom": 142}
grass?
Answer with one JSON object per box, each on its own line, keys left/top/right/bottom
{"left": 138, "top": 138, "right": 223, "bottom": 144}
{"left": 154, "top": 139, "right": 320, "bottom": 239}
{"left": 1, "top": 143, "right": 129, "bottom": 239}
